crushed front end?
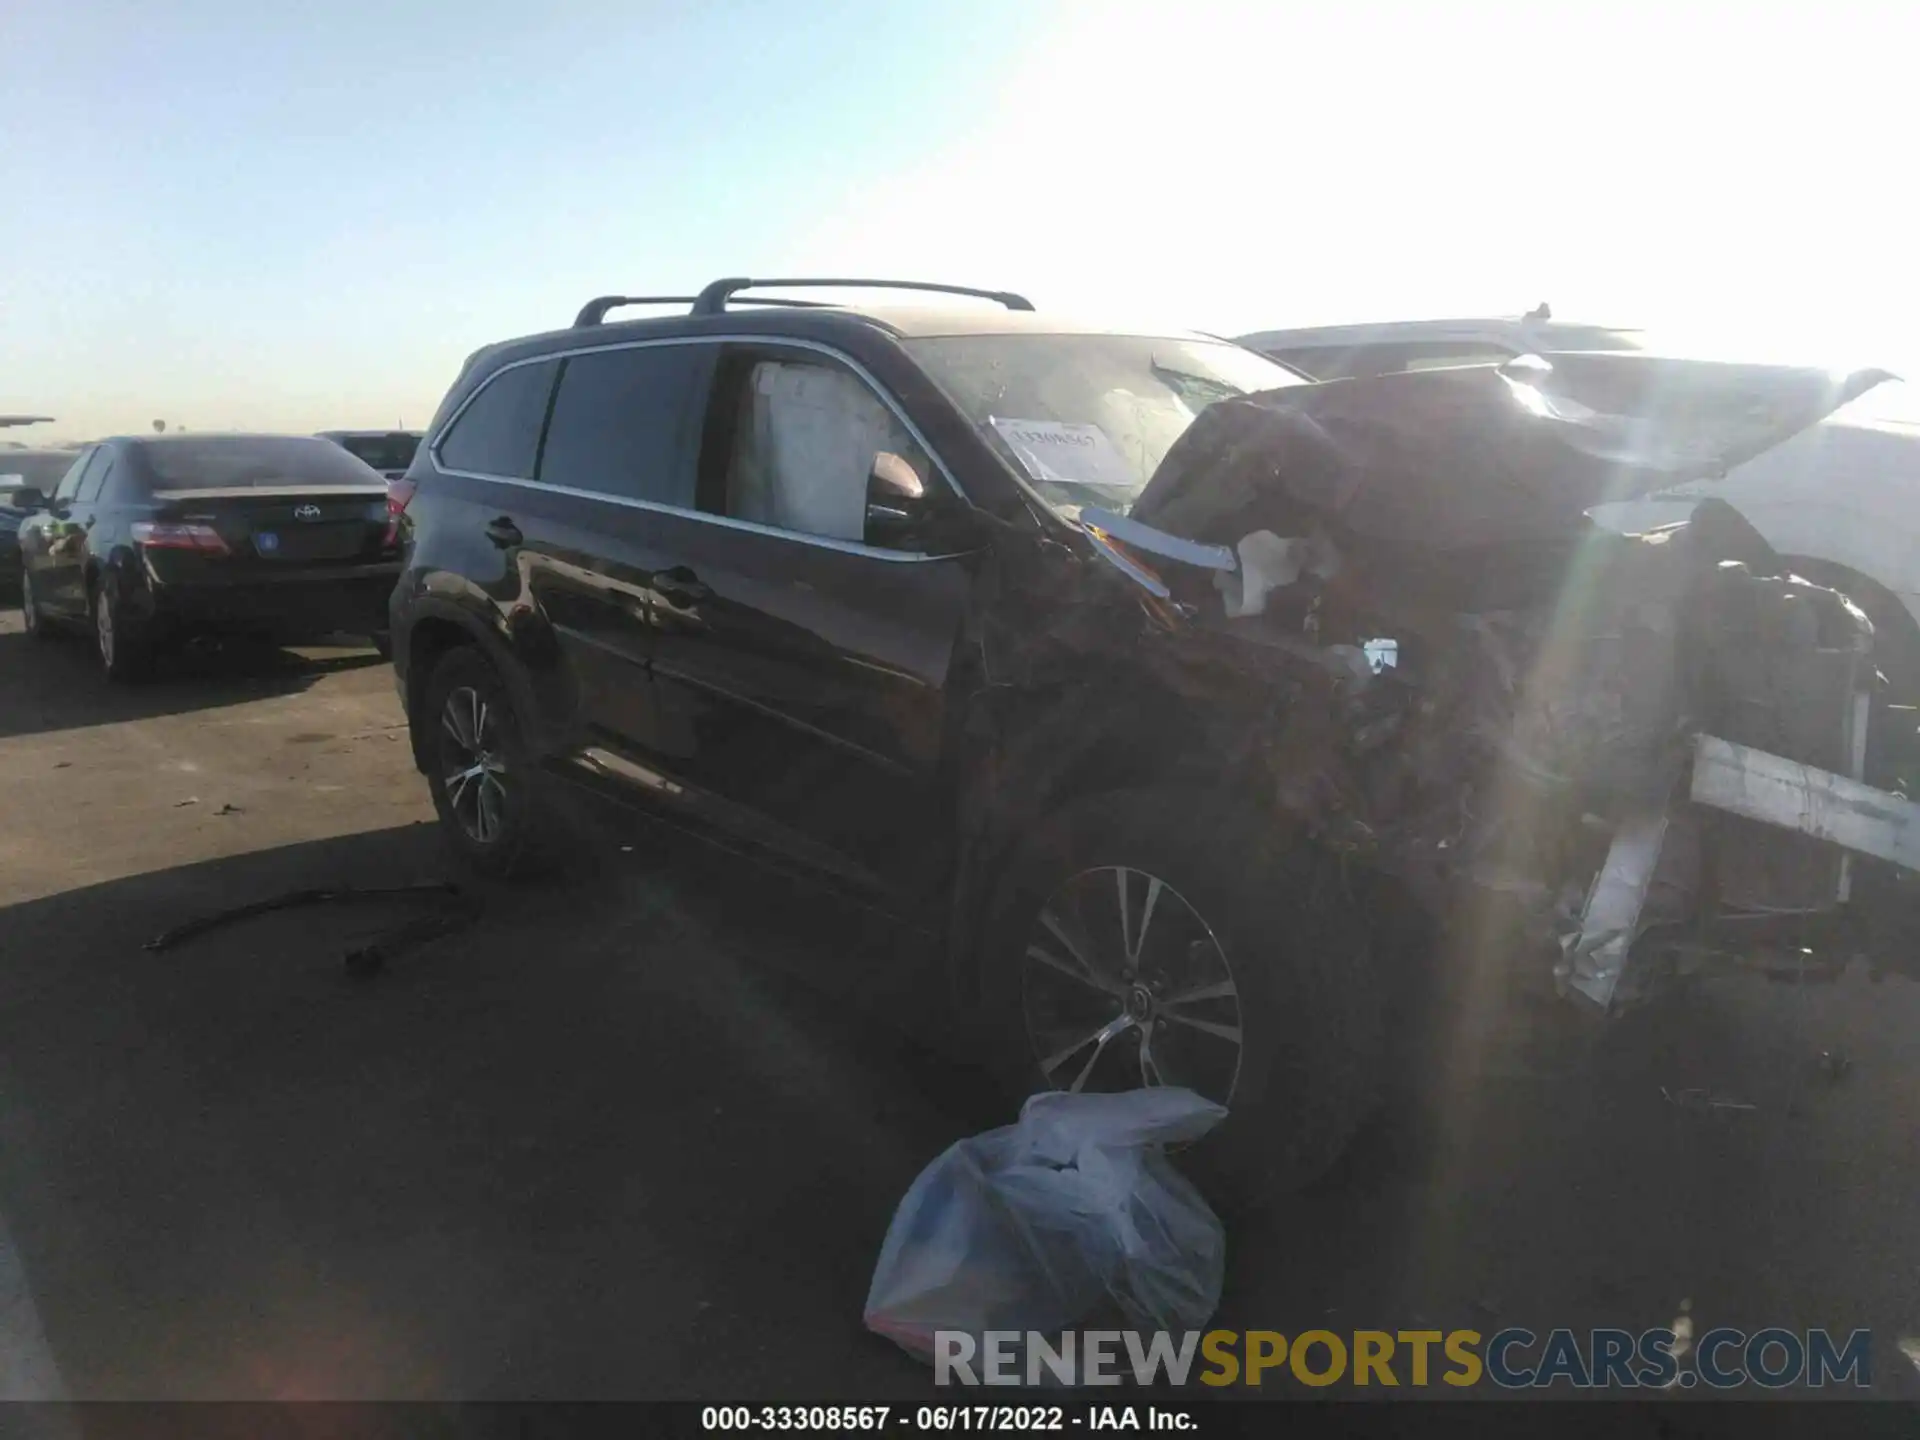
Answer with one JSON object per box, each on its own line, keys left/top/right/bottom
{"left": 1050, "top": 353, "right": 1919, "bottom": 1015}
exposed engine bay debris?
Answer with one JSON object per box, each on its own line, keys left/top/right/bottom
{"left": 963, "top": 352, "right": 1919, "bottom": 1020}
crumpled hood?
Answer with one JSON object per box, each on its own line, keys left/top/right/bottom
{"left": 1129, "top": 353, "right": 1893, "bottom": 551}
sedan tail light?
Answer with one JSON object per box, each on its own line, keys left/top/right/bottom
{"left": 385, "top": 477, "right": 416, "bottom": 547}
{"left": 131, "top": 521, "right": 229, "bottom": 554}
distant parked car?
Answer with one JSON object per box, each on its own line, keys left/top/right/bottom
{"left": 14, "top": 433, "right": 402, "bottom": 679}
{"left": 1239, "top": 317, "right": 1920, "bottom": 770}
{"left": 0, "top": 505, "right": 23, "bottom": 592}
{"left": 0, "top": 446, "right": 80, "bottom": 511}
{"left": 316, "top": 429, "right": 423, "bottom": 481}
{"left": 0, "top": 448, "right": 78, "bottom": 590}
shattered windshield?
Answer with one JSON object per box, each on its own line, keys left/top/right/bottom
{"left": 902, "top": 333, "right": 1309, "bottom": 515}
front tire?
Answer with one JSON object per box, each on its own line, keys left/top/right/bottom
{"left": 20, "top": 568, "right": 52, "bottom": 641}
{"left": 978, "top": 787, "right": 1382, "bottom": 1206}
{"left": 420, "top": 646, "right": 557, "bottom": 879}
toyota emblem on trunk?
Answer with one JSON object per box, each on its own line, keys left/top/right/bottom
{"left": 294, "top": 504, "right": 322, "bottom": 521}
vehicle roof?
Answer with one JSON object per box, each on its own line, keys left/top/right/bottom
{"left": 0, "top": 447, "right": 79, "bottom": 460}
{"left": 493, "top": 303, "right": 1219, "bottom": 363}
{"left": 108, "top": 431, "right": 335, "bottom": 446}
{"left": 1238, "top": 316, "right": 1645, "bottom": 353}
{"left": 315, "top": 428, "right": 422, "bottom": 439}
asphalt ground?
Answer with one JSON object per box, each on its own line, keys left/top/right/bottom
{"left": 1, "top": 607, "right": 1918, "bottom": 1401}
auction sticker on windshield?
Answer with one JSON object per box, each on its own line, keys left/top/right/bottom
{"left": 988, "top": 417, "right": 1137, "bottom": 489}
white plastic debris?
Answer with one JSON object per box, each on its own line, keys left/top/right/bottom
{"left": 863, "top": 1087, "right": 1228, "bottom": 1366}
{"left": 1214, "top": 529, "right": 1341, "bottom": 618}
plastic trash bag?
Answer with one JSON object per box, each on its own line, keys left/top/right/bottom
{"left": 863, "top": 1087, "right": 1228, "bottom": 1365}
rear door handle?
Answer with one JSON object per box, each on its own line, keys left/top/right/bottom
{"left": 654, "top": 566, "right": 710, "bottom": 605}
{"left": 485, "top": 516, "right": 522, "bottom": 548}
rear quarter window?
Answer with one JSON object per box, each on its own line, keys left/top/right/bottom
{"left": 435, "top": 360, "right": 560, "bottom": 480}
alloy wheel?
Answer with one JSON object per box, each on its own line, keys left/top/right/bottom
{"left": 440, "top": 685, "right": 510, "bottom": 845}
{"left": 1020, "top": 865, "right": 1244, "bottom": 1105}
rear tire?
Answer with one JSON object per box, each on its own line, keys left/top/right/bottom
{"left": 977, "top": 787, "right": 1382, "bottom": 1208}
{"left": 420, "top": 646, "right": 559, "bottom": 880}
{"left": 91, "top": 574, "right": 153, "bottom": 682}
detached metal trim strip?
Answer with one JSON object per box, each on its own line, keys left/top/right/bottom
{"left": 1690, "top": 733, "right": 1920, "bottom": 875}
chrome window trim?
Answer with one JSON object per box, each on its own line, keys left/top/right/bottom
{"left": 429, "top": 468, "right": 970, "bottom": 564}
{"left": 427, "top": 332, "right": 973, "bottom": 563}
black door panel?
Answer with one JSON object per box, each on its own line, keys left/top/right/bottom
{"left": 634, "top": 510, "right": 972, "bottom": 893}
{"left": 40, "top": 447, "right": 106, "bottom": 615}
{"left": 430, "top": 475, "right": 667, "bottom": 762}
{"left": 507, "top": 343, "right": 716, "bottom": 763}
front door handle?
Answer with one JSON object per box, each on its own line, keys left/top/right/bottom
{"left": 653, "top": 566, "right": 710, "bottom": 606}
{"left": 485, "top": 516, "right": 522, "bottom": 548}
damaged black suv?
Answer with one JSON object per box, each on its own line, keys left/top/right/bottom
{"left": 389, "top": 277, "right": 1894, "bottom": 1199}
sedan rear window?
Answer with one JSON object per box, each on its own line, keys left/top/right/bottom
{"left": 138, "top": 436, "right": 385, "bottom": 489}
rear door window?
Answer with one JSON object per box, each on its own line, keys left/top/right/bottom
{"left": 536, "top": 344, "right": 713, "bottom": 505}
{"left": 435, "top": 360, "right": 560, "bottom": 480}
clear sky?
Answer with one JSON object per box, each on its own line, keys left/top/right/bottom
{"left": 4, "top": 0, "right": 1917, "bottom": 440}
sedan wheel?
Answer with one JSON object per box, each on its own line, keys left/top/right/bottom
{"left": 439, "top": 685, "right": 511, "bottom": 845}
{"left": 1021, "top": 865, "right": 1244, "bottom": 1107}
{"left": 95, "top": 586, "right": 116, "bottom": 669}
{"left": 88, "top": 580, "right": 152, "bottom": 680}
{"left": 21, "top": 568, "right": 43, "bottom": 637}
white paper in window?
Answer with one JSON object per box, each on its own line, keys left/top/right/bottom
{"left": 987, "top": 417, "right": 1138, "bottom": 489}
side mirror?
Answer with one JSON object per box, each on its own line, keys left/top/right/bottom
{"left": 865, "top": 451, "right": 929, "bottom": 545}
{"left": 9, "top": 486, "right": 48, "bottom": 512}
{"left": 863, "top": 452, "right": 982, "bottom": 553}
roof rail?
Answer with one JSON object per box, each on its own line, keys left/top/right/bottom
{"left": 574, "top": 296, "right": 699, "bottom": 327}
{"left": 573, "top": 293, "right": 847, "bottom": 327}
{"left": 690, "top": 277, "right": 1035, "bottom": 316}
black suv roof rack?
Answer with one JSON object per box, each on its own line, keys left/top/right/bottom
{"left": 692, "top": 277, "right": 1034, "bottom": 316}
{"left": 574, "top": 293, "right": 844, "bottom": 327}
{"left": 572, "top": 280, "right": 1036, "bottom": 328}
{"left": 574, "top": 278, "right": 1036, "bottom": 328}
